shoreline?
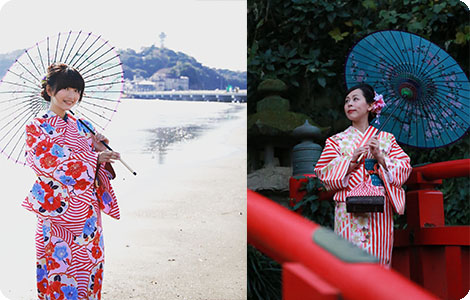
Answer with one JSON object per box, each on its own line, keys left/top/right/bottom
{"left": 101, "top": 103, "right": 247, "bottom": 299}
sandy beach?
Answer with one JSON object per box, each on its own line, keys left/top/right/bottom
{"left": 0, "top": 100, "right": 246, "bottom": 300}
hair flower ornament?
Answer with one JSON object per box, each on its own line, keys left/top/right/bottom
{"left": 372, "top": 92, "right": 386, "bottom": 124}
{"left": 40, "top": 76, "right": 47, "bottom": 86}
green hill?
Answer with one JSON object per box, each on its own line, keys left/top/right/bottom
{"left": 0, "top": 46, "right": 246, "bottom": 90}
{"left": 119, "top": 45, "right": 246, "bottom": 90}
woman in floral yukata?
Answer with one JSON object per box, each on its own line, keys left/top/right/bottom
{"left": 23, "top": 63, "right": 121, "bottom": 299}
{"left": 314, "top": 83, "right": 412, "bottom": 267}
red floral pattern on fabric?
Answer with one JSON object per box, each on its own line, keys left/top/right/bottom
{"left": 45, "top": 275, "right": 78, "bottom": 300}
{"left": 87, "top": 229, "right": 104, "bottom": 264}
{"left": 66, "top": 161, "right": 88, "bottom": 179}
{"left": 74, "top": 178, "right": 89, "bottom": 191}
{"left": 93, "top": 268, "right": 103, "bottom": 294}
{"left": 36, "top": 139, "right": 54, "bottom": 157}
{"left": 37, "top": 278, "right": 48, "bottom": 295}
{"left": 40, "top": 153, "right": 59, "bottom": 169}
{"left": 27, "top": 176, "right": 70, "bottom": 217}
{"left": 88, "top": 262, "right": 104, "bottom": 299}
{"left": 26, "top": 134, "right": 37, "bottom": 148}
{"left": 41, "top": 194, "right": 62, "bottom": 212}
{"left": 91, "top": 245, "right": 102, "bottom": 260}
{"left": 26, "top": 124, "right": 42, "bottom": 136}
{"left": 46, "top": 256, "right": 60, "bottom": 272}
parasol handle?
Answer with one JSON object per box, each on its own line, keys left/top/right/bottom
{"left": 97, "top": 139, "right": 137, "bottom": 176}
{"left": 354, "top": 97, "right": 405, "bottom": 164}
{"left": 68, "top": 110, "right": 137, "bottom": 176}
{"left": 117, "top": 157, "right": 137, "bottom": 175}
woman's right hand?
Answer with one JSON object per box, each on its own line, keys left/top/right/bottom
{"left": 98, "top": 150, "right": 120, "bottom": 164}
{"left": 351, "top": 146, "right": 368, "bottom": 163}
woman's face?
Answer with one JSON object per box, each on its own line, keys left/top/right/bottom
{"left": 344, "top": 88, "right": 373, "bottom": 122}
{"left": 48, "top": 86, "right": 80, "bottom": 114}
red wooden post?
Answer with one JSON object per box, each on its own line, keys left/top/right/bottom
{"left": 405, "top": 171, "right": 444, "bottom": 227}
{"left": 288, "top": 175, "right": 310, "bottom": 210}
{"left": 445, "top": 246, "right": 463, "bottom": 300}
{"left": 392, "top": 159, "right": 470, "bottom": 300}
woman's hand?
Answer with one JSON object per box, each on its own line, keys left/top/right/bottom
{"left": 351, "top": 146, "right": 368, "bottom": 163}
{"left": 92, "top": 133, "right": 110, "bottom": 152}
{"left": 347, "top": 146, "right": 367, "bottom": 174}
{"left": 368, "top": 136, "right": 388, "bottom": 170}
{"left": 98, "top": 150, "right": 120, "bottom": 164}
{"left": 368, "top": 136, "right": 383, "bottom": 160}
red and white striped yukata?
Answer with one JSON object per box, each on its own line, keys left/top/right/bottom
{"left": 314, "top": 126, "right": 411, "bottom": 267}
{"left": 23, "top": 110, "right": 120, "bottom": 300}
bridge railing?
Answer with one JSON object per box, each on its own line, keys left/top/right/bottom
{"left": 392, "top": 158, "right": 470, "bottom": 300}
{"left": 248, "top": 189, "right": 439, "bottom": 300}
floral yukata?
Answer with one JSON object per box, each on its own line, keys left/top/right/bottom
{"left": 314, "top": 126, "right": 411, "bottom": 267}
{"left": 23, "top": 110, "right": 120, "bottom": 300}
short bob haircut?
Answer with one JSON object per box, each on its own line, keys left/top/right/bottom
{"left": 41, "top": 63, "right": 85, "bottom": 102}
{"left": 345, "top": 83, "right": 376, "bottom": 122}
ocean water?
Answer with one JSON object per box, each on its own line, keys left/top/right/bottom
{"left": 0, "top": 99, "right": 247, "bottom": 299}
{"left": 107, "top": 98, "right": 245, "bottom": 164}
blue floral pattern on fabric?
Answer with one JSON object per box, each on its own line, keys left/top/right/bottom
{"left": 40, "top": 122, "right": 55, "bottom": 135}
{"left": 61, "top": 286, "right": 79, "bottom": 300}
{"left": 59, "top": 175, "right": 76, "bottom": 186}
{"left": 101, "top": 191, "right": 112, "bottom": 205}
{"left": 83, "top": 216, "right": 97, "bottom": 236}
{"left": 37, "top": 264, "right": 47, "bottom": 282}
{"left": 77, "top": 119, "right": 94, "bottom": 137}
{"left": 32, "top": 183, "right": 45, "bottom": 202}
{"left": 53, "top": 245, "right": 70, "bottom": 261}
{"left": 51, "top": 144, "right": 65, "bottom": 157}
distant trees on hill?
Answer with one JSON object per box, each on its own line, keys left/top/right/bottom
{"left": 0, "top": 46, "right": 246, "bottom": 90}
{"left": 118, "top": 45, "right": 246, "bottom": 90}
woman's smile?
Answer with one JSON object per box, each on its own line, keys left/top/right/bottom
{"left": 49, "top": 87, "right": 80, "bottom": 117}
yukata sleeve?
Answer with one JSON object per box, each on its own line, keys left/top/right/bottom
{"left": 314, "top": 137, "right": 351, "bottom": 191}
{"left": 81, "top": 120, "right": 120, "bottom": 220}
{"left": 25, "top": 118, "right": 99, "bottom": 187}
{"left": 378, "top": 134, "right": 412, "bottom": 215}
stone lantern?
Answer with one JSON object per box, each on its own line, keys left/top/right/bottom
{"left": 247, "top": 78, "right": 318, "bottom": 205}
{"left": 289, "top": 120, "right": 323, "bottom": 209}
{"left": 291, "top": 120, "right": 322, "bottom": 176}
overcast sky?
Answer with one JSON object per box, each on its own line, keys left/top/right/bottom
{"left": 0, "top": 0, "right": 246, "bottom": 71}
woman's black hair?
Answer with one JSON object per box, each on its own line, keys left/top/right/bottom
{"left": 41, "top": 63, "right": 85, "bottom": 102}
{"left": 345, "top": 83, "right": 376, "bottom": 122}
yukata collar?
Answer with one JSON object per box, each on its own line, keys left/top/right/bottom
{"left": 40, "top": 109, "right": 69, "bottom": 122}
{"left": 349, "top": 125, "right": 377, "bottom": 136}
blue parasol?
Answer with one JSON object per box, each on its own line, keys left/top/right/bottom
{"left": 345, "top": 30, "right": 470, "bottom": 148}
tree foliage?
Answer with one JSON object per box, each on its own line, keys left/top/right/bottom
{"left": 0, "top": 46, "right": 247, "bottom": 90}
{"left": 118, "top": 45, "right": 246, "bottom": 89}
{"left": 248, "top": 0, "right": 469, "bottom": 130}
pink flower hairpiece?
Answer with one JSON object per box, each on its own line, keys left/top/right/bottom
{"left": 372, "top": 92, "right": 385, "bottom": 124}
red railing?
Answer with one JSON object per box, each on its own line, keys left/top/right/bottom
{"left": 248, "top": 189, "right": 438, "bottom": 300}
{"left": 393, "top": 159, "right": 470, "bottom": 300}
{"left": 250, "top": 159, "right": 470, "bottom": 299}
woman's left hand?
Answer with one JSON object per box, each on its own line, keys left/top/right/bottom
{"left": 368, "top": 136, "right": 388, "bottom": 170}
{"left": 368, "top": 136, "right": 383, "bottom": 160}
{"left": 92, "top": 133, "right": 110, "bottom": 152}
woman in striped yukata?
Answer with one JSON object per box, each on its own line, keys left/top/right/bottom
{"left": 23, "top": 63, "right": 121, "bottom": 299}
{"left": 314, "top": 83, "right": 412, "bottom": 267}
